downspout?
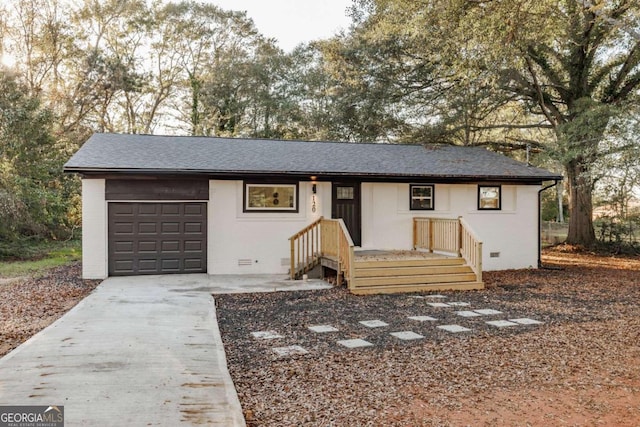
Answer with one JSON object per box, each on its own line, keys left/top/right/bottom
{"left": 538, "top": 179, "right": 560, "bottom": 268}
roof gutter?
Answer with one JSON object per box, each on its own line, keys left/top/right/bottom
{"left": 63, "top": 167, "right": 562, "bottom": 184}
{"left": 538, "top": 179, "right": 561, "bottom": 268}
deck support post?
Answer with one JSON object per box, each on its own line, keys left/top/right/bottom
{"left": 428, "top": 218, "right": 434, "bottom": 253}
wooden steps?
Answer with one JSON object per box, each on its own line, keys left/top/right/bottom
{"left": 349, "top": 257, "right": 483, "bottom": 295}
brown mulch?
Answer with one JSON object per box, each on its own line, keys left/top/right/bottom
{"left": 216, "top": 248, "right": 640, "bottom": 426}
{"left": 0, "top": 262, "right": 100, "bottom": 357}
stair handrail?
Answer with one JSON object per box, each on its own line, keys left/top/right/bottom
{"left": 413, "top": 216, "right": 483, "bottom": 283}
{"left": 288, "top": 216, "right": 323, "bottom": 279}
{"left": 458, "top": 217, "right": 483, "bottom": 283}
{"left": 316, "top": 218, "right": 354, "bottom": 286}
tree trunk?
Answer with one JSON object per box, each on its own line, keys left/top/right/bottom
{"left": 565, "top": 160, "right": 595, "bottom": 246}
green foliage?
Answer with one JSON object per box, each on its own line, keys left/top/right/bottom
{"left": 0, "top": 239, "right": 81, "bottom": 276}
{"left": 0, "top": 70, "right": 78, "bottom": 246}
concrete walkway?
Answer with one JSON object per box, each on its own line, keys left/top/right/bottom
{"left": 0, "top": 274, "right": 256, "bottom": 426}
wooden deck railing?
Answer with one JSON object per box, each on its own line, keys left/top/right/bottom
{"left": 459, "top": 217, "right": 483, "bottom": 283}
{"left": 318, "top": 218, "right": 355, "bottom": 286}
{"left": 289, "top": 217, "right": 323, "bottom": 279}
{"left": 289, "top": 217, "right": 355, "bottom": 284}
{"left": 413, "top": 217, "right": 483, "bottom": 282}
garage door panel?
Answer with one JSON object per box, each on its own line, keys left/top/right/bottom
{"left": 161, "top": 222, "right": 180, "bottom": 233}
{"left": 114, "top": 241, "right": 134, "bottom": 254}
{"left": 113, "top": 222, "right": 134, "bottom": 234}
{"left": 184, "top": 204, "right": 204, "bottom": 215}
{"left": 161, "top": 204, "right": 180, "bottom": 215}
{"left": 138, "top": 241, "right": 158, "bottom": 253}
{"left": 161, "top": 240, "right": 180, "bottom": 252}
{"left": 184, "top": 240, "right": 202, "bottom": 252}
{"left": 138, "top": 204, "right": 159, "bottom": 215}
{"left": 138, "top": 222, "right": 159, "bottom": 234}
{"left": 112, "top": 204, "right": 134, "bottom": 216}
{"left": 184, "top": 222, "right": 203, "bottom": 233}
{"left": 161, "top": 259, "right": 180, "bottom": 271}
{"left": 184, "top": 258, "right": 204, "bottom": 270}
{"left": 108, "top": 202, "right": 206, "bottom": 276}
{"left": 139, "top": 259, "right": 159, "bottom": 272}
{"left": 113, "top": 260, "right": 134, "bottom": 273}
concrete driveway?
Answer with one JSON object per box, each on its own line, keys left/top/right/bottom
{"left": 0, "top": 274, "right": 248, "bottom": 426}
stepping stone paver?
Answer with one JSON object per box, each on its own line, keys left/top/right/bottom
{"left": 308, "top": 325, "right": 339, "bottom": 333}
{"left": 338, "top": 338, "right": 374, "bottom": 348}
{"left": 425, "top": 294, "right": 447, "bottom": 299}
{"left": 408, "top": 296, "right": 425, "bottom": 299}
{"left": 359, "top": 320, "right": 389, "bottom": 328}
{"left": 437, "top": 324, "right": 472, "bottom": 333}
{"left": 456, "top": 310, "right": 482, "bottom": 317}
{"left": 272, "top": 345, "right": 308, "bottom": 357}
{"left": 251, "top": 330, "right": 284, "bottom": 339}
{"left": 390, "top": 331, "right": 424, "bottom": 340}
{"left": 486, "top": 320, "right": 519, "bottom": 328}
{"left": 408, "top": 316, "right": 438, "bottom": 322}
{"left": 427, "top": 302, "right": 450, "bottom": 307}
{"left": 509, "top": 318, "right": 544, "bottom": 325}
{"left": 448, "top": 302, "right": 471, "bottom": 306}
{"left": 474, "top": 309, "right": 503, "bottom": 315}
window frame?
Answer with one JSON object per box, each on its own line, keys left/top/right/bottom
{"left": 243, "top": 182, "right": 299, "bottom": 213}
{"left": 410, "top": 184, "right": 435, "bottom": 211}
{"left": 478, "top": 185, "right": 502, "bottom": 210}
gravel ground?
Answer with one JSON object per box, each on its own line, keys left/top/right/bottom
{"left": 0, "top": 262, "right": 100, "bottom": 357}
{"left": 216, "top": 248, "right": 640, "bottom": 426}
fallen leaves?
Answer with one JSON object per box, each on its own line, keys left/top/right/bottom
{"left": 0, "top": 263, "right": 99, "bottom": 356}
{"left": 216, "top": 248, "right": 640, "bottom": 426}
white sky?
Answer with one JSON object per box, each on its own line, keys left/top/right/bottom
{"left": 208, "top": 0, "right": 354, "bottom": 51}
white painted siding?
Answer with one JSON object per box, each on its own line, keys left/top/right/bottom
{"left": 360, "top": 183, "right": 540, "bottom": 270}
{"left": 81, "top": 179, "right": 107, "bottom": 279}
{"left": 81, "top": 177, "right": 540, "bottom": 278}
{"left": 208, "top": 180, "right": 331, "bottom": 274}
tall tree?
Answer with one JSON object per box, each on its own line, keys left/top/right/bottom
{"left": 343, "top": 0, "right": 640, "bottom": 246}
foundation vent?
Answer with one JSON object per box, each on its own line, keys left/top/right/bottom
{"left": 238, "top": 259, "right": 253, "bottom": 266}
{"left": 489, "top": 252, "right": 501, "bottom": 258}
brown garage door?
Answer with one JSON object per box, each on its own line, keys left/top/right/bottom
{"left": 108, "top": 202, "right": 207, "bottom": 275}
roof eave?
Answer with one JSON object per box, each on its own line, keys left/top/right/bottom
{"left": 64, "top": 166, "right": 562, "bottom": 183}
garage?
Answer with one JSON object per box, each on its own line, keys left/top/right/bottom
{"left": 106, "top": 179, "right": 208, "bottom": 276}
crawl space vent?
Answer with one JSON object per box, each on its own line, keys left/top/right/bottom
{"left": 489, "top": 252, "right": 501, "bottom": 258}
{"left": 237, "top": 259, "right": 253, "bottom": 266}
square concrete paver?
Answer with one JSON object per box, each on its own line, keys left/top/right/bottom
{"left": 448, "top": 302, "right": 471, "bottom": 306}
{"left": 427, "top": 302, "right": 450, "bottom": 307}
{"left": 509, "top": 318, "right": 544, "bottom": 325}
{"left": 408, "top": 315, "right": 438, "bottom": 322}
{"left": 437, "top": 324, "right": 472, "bottom": 333}
{"left": 456, "top": 310, "right": 482, "bottom": 317}
{"left": 308, "top": 325, "right": 339, "bottom": 333}
{"left": 390, "top": 331, "right": 424, "bottom": 340}
{"left": 359, "top": 320, "right": 389, "bottom": 328}
{"left": 338, "top": 338, "right": 374, "bottom": 348}
{"left": 272, "top": 345, "right": 309, "bottom": 357}
{"left": 251, "top": 330, "right": 284, "bottom": 339}
{"left": 474, "top": 309, "right": 503, "bottom": 315}
{"left": 486, "top": 320, "right": 519, "bottom": 328}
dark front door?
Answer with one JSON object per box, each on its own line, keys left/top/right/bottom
{"left": 332, "top": 182, "right": 361, "bottom": 246}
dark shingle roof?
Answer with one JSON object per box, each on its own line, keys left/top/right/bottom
{"left": 64, "top": 133, "right": 561, "bottom": 182}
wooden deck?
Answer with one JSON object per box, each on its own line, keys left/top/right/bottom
{"left": 290, "top": 217, "right": 484, "bottom": 295}
{"left": 325, "top": 250, "right": 483, "bottom": 294}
